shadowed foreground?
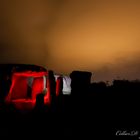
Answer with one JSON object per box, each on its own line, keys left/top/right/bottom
{"left": 0, "top": 69, "right": 139, "bottom": 138}
{"left": 0, "top": 89, "right": 139, "bottom": 139}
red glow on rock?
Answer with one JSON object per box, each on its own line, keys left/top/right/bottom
{"left": 31, "top": 77, "right": 44, "bottom": 99}
{"left": 56, "top": 77, "right": 63, "bottom": 97}
{"left": 5, "top": 71, "right": 50, "bottom": 110}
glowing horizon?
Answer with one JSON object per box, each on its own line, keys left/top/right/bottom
{"left": 1, "top": 0, "right": 140, "bottom": 82}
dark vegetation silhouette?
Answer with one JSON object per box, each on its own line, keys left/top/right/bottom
{"left": 0, "top": 64, "right": 140, "bottom": 138}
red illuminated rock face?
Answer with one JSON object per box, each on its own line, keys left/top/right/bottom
{"left": 0, "top": 64, "right": 47, "bottom": 100}
{"left": 1, "top": 64, "right": 70, "bottom": 111}
{"left": 5, "top": 71, "right": 50, "bottom": 111}
{"left": 56, "top": 76, "right": 63, "bottom": 97}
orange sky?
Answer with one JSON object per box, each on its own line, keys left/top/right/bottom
{"left": 1, "top": 0, "right": 140, "bottom": 82}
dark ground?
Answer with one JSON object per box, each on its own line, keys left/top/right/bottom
{"left": 0, "top": 66, "right": 139, "bottom": 138}
{"left": 0, "top": 90, "right": 139, "bottom": 139}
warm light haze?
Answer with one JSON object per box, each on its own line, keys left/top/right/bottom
{"left": 1, "top": 0, "right": 140, "bottom": 82}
